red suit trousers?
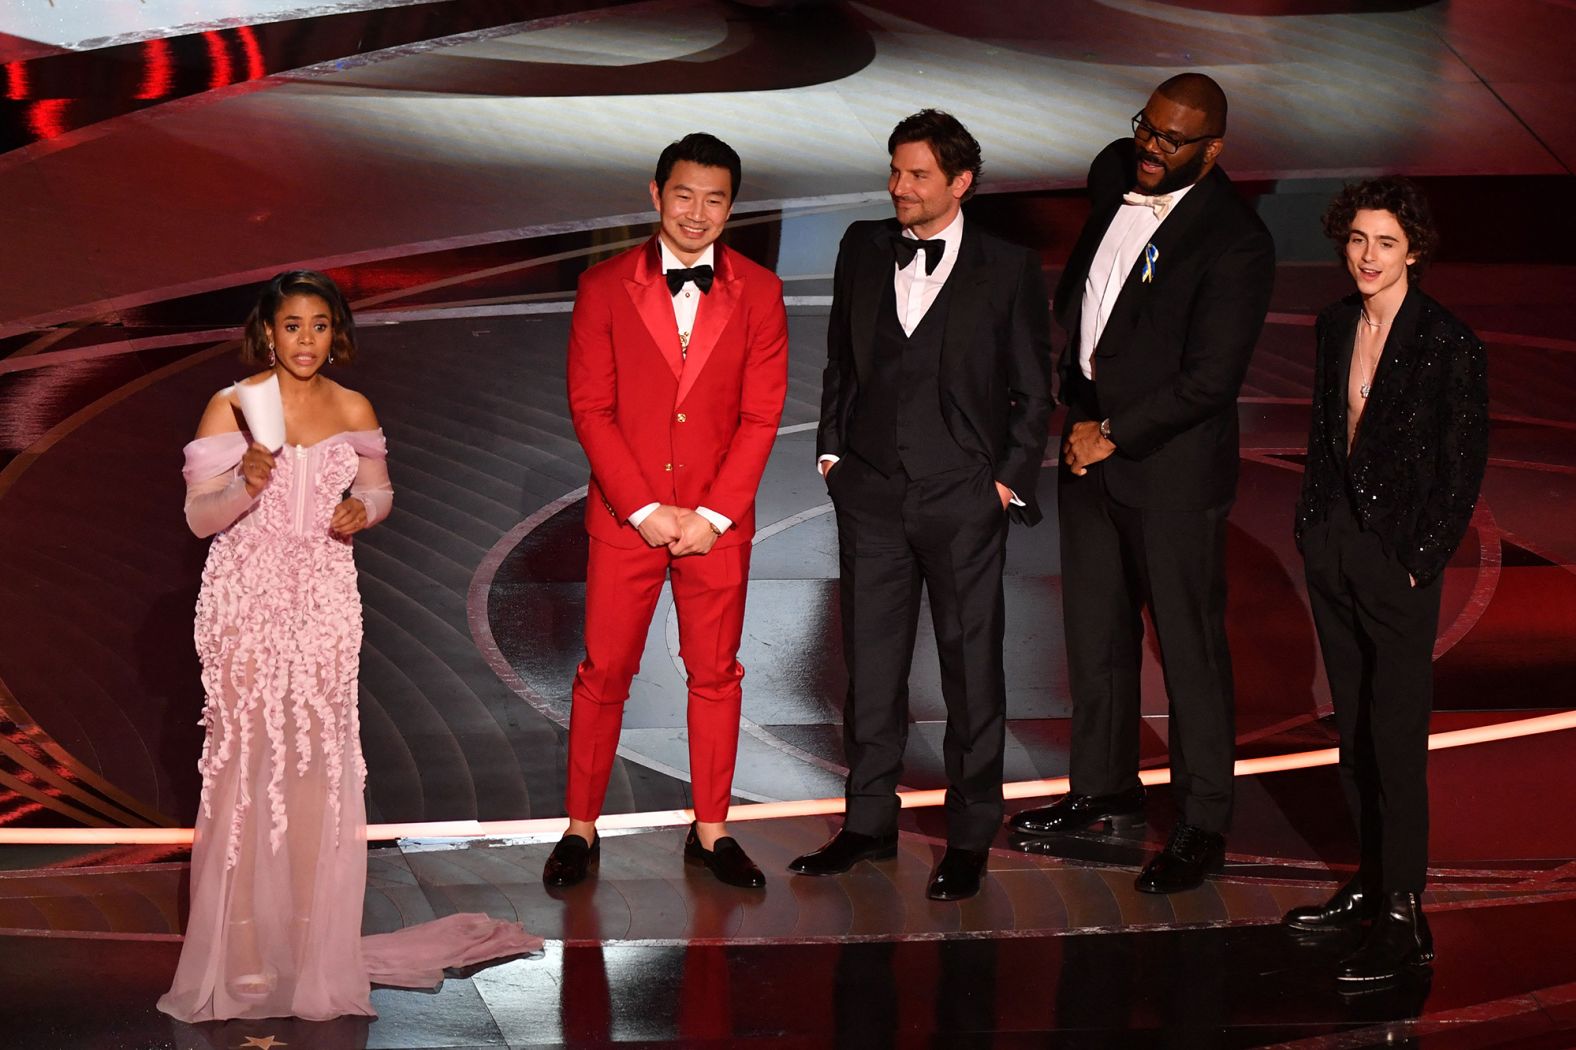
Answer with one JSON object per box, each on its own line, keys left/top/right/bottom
{"left": 566, "top": 535, "right": 750, "bottom": 823}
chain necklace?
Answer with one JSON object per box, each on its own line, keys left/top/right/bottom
{"left": 1354, "top": 330, "right": 1382, "bottom": 399}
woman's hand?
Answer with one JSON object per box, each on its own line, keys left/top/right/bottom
{"left": 330, "top": 497, "right": 370, "bottom": 537}
{"left": 239, "top": 442, "right": 275, "bottom": 497}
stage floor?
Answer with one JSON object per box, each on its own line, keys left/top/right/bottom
{"left": 1, "top": 0, "right": 1574, "bottom": 1046}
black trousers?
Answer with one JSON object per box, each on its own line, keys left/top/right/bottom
{"left": 1059, "top": 462, "right": 1236, "bottom": 833}
{"left": 1302, "top": 497, "right": 1442, "bottom": 893}
{"left": 829, "top": 452, "right": 1009, "bottom": 850}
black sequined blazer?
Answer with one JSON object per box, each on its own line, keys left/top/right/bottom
{"left": 1294, "top": 287, "right": 1488, "bottom": 585}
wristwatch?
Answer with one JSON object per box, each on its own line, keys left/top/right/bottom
{"left": 1099, "top": 418, "right": 1114, "bottom": 443}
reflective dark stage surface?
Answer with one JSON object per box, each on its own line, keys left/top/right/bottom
{"left": 1, "top": 0, "right": 1574, "bottom": 1047}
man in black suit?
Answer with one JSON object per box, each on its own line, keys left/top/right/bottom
{"left": 1010, "top": 74, "right": 1275, "bottom": 893}
{"left": 789, "top": 109, "right": 1053, "bottom": 901}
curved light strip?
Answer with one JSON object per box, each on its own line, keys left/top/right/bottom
{"left": 3, "top": 708, "right": 1572, "bottom": 846}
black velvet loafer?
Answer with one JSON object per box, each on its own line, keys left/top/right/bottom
{"left": 542, "top": 832, "right": 599, "bottom": 888}
{"left": 684, "top": 823, "right": 766, "bottom": 889}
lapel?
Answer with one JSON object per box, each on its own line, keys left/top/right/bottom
{"left": 1058, "top": 195, "right": 1122, "bottom": 344}
{"left": 623, "top": 238, "right": 685, "bottom": 382}
{"left": 850, "top": 221, "right": 899, "bottom": 383}
{"left": 940, "top": 221, "right": 991, "bottom": 379}
{"left": 674, "top": 243, "right": 742, "bottom": 407}
{"left": 1092, "top": 170, "right": 1221, "bottom": 362}
{"left": 1348, "top": 286, "right": 1423, "bottom": 460}
{"left": 1327, "top": 298, "right": 1360, "bottom": 464}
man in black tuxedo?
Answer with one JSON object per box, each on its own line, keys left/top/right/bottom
{"left": 790, "top": 109, "right": 1053, "bottom": 901}
{"left": 1010, "top": 74, "right": 1275, "bottom": 893}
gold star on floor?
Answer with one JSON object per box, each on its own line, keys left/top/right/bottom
{"left": 237, "top": 1037, "right": 288, "bottom": 1049}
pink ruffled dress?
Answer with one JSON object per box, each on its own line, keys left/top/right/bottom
{"left": 159, "top": 428, "right": 540, "bottom": 1023}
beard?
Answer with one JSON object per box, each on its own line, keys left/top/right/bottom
{"left": 1139, "top": 146, "right": 1209, "bottom": 194}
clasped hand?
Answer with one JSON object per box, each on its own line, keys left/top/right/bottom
{"left": 636, "top": 504, "right": 718, "bottom": 556}
{"left": 1062, "top": 421, "right": 1116, "bottom": 476}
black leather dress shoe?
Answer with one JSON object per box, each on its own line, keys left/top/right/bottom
{"left": 926, "top": 847, "right": 988, "bottom": 901}
{"left": 542, "top": 832, "right": 599, "bottom": 888}
{"left": 1284, "top": 877, "right": 1379, "bottom": 932}
{"left": 1134, "top": 823, "right": 1225, "bottom": 894}
{"left": 1337, "top": 892, "right": 1434, "bottom": 984}
{"left": 1009, "top": 786, "right": 1146, "bottom": 836}
{"left": 788, "top": 828, "right": 898, "bottom": 875}
{"left": 684, "top": 823, "right": 766, "bottom": 889}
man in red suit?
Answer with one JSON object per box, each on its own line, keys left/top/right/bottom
{"left": 543, "top": 133, "right": 788, "bottom": 889}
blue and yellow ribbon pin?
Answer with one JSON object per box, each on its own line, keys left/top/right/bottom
{"left": 1142, "top": 243, "right": 1160, "bottom": 284}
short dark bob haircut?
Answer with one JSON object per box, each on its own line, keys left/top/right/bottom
{"left": 654, "top": 132, "right": 742, "bottom": 201}
{"left": 241, "top": 270, "right": 357, "bottom": 367}
{"left": 1322, "top": 176, "right": 1439, "bottom": 280}
{"left": 888, "top": 109, "right": 983, "bottom": 201}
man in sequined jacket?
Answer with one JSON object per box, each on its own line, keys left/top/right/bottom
{"left": 1284, "top": 176, "right": 1488, "bottom": 986}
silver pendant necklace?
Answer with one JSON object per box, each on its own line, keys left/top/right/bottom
{"left": 1357, "top": 310, "right": 1389, "bottom": 398}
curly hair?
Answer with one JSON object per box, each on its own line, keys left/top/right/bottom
{"left": 240, "top": 270, "right": 357, "bottom": 367}
{"left": 888, "top": 109, "right": 983, "bottom": 201}
{"left": 1322, "top": 176, "right": 1438, "bottom": 279}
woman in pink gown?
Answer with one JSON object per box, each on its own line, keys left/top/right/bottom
{"left": 159, "top": 271, "right": 539, "bottom": 1023}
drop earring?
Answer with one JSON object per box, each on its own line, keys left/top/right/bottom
{"left": 328, "top": 350, "right": 335, "bottom": 365}
{"left": 267, "top": 343, "right": 276, "bottom": 367}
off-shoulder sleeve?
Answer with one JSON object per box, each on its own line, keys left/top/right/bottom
{"left": 182, "top": 432, "right": 257, "bottom": 538}
{"left": 346, "top": 428, "right": 393, "bottom": 527}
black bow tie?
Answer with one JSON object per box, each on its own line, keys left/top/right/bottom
{"left": 891, "top": 235, "right": 944, "bottom": 275}
{"left": 666, "top": 264, "right": 714, "bottom": 295}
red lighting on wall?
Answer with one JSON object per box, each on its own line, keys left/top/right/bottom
{"left": 204, "top": 31, "right": 234, "bottom": 89}
{"left": 27, "top": 99, "right": 70, "bottom": 141}
{"left": 4, "top": 61, "right": 28, "bottom": 101}
{"left": 136, "top": 38, "right": 175, "bottom": 100}
{"left": 0, "top": 801, "right": 45, "bottom": 826}
{"left": 239, "top": 26, "right": 265, "bottom": 81}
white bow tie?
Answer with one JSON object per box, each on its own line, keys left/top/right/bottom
{"left": 1123, "top": 191, "right": 1175, "bottom": 219}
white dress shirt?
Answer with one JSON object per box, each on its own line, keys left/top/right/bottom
{"left": 662, "top": 240, "right": 712, "bottom": 348}
{"left": 629, "top": 241, "right": 731, "bottom": 535}
{"left": 1078, "top": 182, "right": 1194, "bottom": 379}
{"left": 895, "top": 210, "right": 965, "bottom": 335}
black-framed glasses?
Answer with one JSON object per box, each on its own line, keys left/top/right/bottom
{"left": 1130, "top": 111, "right": 1217, "bottom": 155}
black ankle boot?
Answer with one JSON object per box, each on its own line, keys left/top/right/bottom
{"left": 1283, "top": 877, "right": 1379, "bottom": 932}
{"left": 1336, "top": 891, "right": 1434, "bottom": 984}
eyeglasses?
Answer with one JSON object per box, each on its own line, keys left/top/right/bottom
{"left": 1130, "top": 111, "right": 1217, "bottom": 155}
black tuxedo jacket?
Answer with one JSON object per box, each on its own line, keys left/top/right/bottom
{"left": 1054, "top": 139, "right": 1276, "bottom": 511}
{"left": 1294, "top": 287, "right": 1489, "bottom": 585}
{"left": 817, "top": 216, "right": 1054, "bottom": 524}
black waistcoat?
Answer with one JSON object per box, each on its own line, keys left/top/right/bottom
{"left": 846, "top": 274, "right": 977, "bottom": 478}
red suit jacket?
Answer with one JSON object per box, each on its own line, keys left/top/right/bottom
{"left": 567, "top": 237, "right": 789, "bottom": 548}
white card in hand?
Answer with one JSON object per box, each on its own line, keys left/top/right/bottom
{"left": 235, "top": 373, "right": 286, "bottom": 451}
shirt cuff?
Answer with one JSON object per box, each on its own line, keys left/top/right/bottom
{"left": 628, "top": 502, "right": 659, "bottom": 527}
{"left": 817, "top": 454, "right": 840, "bottom": 474}
{"left": 695, "top": 506, "right": 731, "bottom": 534}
